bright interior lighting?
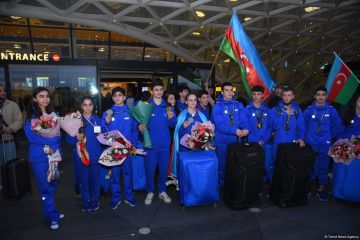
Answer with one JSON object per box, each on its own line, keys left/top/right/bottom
{"left": 195, "top": 11, "right": 205, "bottom": 18}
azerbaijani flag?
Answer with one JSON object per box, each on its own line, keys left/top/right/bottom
{"left": 220, "top": 12, "right": 275, "bottom": 99}
{"left": 326, "top": 53, "right": 359, "bottom": 105}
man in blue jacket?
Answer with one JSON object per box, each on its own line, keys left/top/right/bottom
{"left": 139, "top": 81, "right": 177, "bottom": 205}
{"left": 245, "top": 85, "right": 272, "bottom": 181}
{"left": 269, "top": 86, "right": 305, "bottom": 180}
{"left": 212, "top": 82, "right": 249, "bottom": 186}
{"left": 102, "top": 87, "right": 138, "bottom": 209}
{"left": 176, "top": 85, "right": 189, "bottom": 112}
{"left": 304, "top": 86, "right": 341, "bottom": 202}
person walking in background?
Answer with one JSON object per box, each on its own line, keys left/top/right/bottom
{"left": 0, "top": 84, "right": 23, "bottom": 189}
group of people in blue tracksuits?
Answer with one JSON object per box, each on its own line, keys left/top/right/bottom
{"left": 25, "top": 80, "right": 359, "bottom": 230}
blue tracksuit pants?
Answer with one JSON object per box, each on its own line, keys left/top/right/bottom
{"left": 79, "top": 162, "right": 100, "bottom": 203}
{"left": 31, "top": 161, "right": 60, "bottom": 222}
{"left": 215, "top": 145, "right": 228, "bottom": 186}
{"left": 145, "top": 150, "right": 170, "bottom": 193}
{"left": 111, "top": 157, "right": 134, "bottom": 202}
{"left": 310, "top": 144, "right": 330, "bottom": 185}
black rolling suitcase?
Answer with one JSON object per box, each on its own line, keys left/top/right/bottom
{"left": 1, "top": 134, "right": 31, "bottom": 198}
{"left": 223, "top": 142, "right": 265, "bottom": 210}
{"left": 270, "top": 143, "right": 315, "bottom": 208}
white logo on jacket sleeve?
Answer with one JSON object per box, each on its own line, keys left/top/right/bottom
{"left": 151, "top": 114, "right": 155, "bottom": 117}
{"left": 235, "top": 109, "right": 238, "bottom": 112}
{"left": 252, "top": 113, "right": 256, "bottom": 117}
{"left": 124, "top": 117, "right": 129, "bottom": 120}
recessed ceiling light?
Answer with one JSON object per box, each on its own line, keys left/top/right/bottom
{"left": 304, "top": 6, "right": 320, "bottom": 13}
{"left": 13, "top": 44, "right": 21, "bottom": 49}
{"left": 244, "top": 17, "right": 252, "bottom": 22}
{"left": 192, "top": 32, "right": 200, "bottom": 36}
{"left": 195, "top": 11, "right": 205, "bottom": 18}
{"left": 224, "top": 58, "right": 230, "bottom": 63}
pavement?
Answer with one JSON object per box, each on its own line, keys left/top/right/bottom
{"left": 0, "top": 139, "right": 359, "bottom": 240}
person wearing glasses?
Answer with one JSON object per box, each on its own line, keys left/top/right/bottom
{"left": 268, "top": 86, "right": 305, "bottom": 180}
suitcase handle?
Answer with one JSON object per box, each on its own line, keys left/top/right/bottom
{"left": 1, "top": 133, "right": 13, "bottom": 166}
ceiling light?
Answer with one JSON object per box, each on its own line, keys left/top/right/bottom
{"left": 304, "top": 6, "right": 320, "bottom": 13}
{"left": 13, "top": 44, "right": 21, "bottom": 49}
{"left": 97, "top": 47, "right": 105, "bottom": 52}
{"left": 192, "top": 32, "right": 200, "bottom": 36}
{"left": 5, "top": 50, "right": 13, "bottom": 53}
{"left": 195, "top": 11, "right": 205, "bottom": 18}
{"left": 10, "top": 16, "right": 21, "bottom": 20}
{"left": 244, "top": 17, "right": 252, "bottom": 22}
{"left": 144, "top": 54, "right": 150, "bottom": 58}
{"left": 224, "top": 58, "right": 230, "bottom": 63}
{"left": 229, "top": 0, "right": 238, "bottom": 2}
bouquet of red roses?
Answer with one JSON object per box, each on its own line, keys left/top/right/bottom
{"left": 350, "top": 135, "right": 360, "bottom": 158}
{"left": 31, "top": 113, "right": 60, "bottom": 138}
{"left": 328, "top": 139, "right": 355, "bottom": 165}
{"left": 97, "top": 130, "right": 145, "bottom": 166}
{"left": 180, "top": 121, "right": 215, "bottom": 150}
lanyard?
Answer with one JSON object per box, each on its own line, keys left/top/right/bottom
{"left": 82, "top": 115, "right": 97, "bottom": 128}
{"left": 313, "top": 109, "right": 327, "bottom": 132}
{"left": 225, "top": 104, "right": 235, "bottom": 126}
{"left": 254, "top": 109, "right": 264, "bottom": 128}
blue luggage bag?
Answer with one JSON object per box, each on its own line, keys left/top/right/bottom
{"left": 332, "top": 159, "right": 360, "bottom": 203}
{"left": 178, "top": 150, "right": 219, "bottom": 207}
{"left": 132, "top": 143, "right": 146, "bottom": 190}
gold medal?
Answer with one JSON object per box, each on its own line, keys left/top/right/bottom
{"left": 257, "top": 123, "right": 262, "bottom": 129}
{"left": 229, "top": 118, "right": 234, "bottom": 126}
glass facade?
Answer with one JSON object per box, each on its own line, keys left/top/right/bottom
{"left": 0, "top": 16, "right": 175, "bottom": 61}
{"left": 9, "top": 64, "right": 97, "bottom": 115}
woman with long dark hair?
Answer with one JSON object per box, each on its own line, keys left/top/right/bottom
{"left": 24, "top": 87, "right": 63, "bottom": 230}
{"left": 341, "top": 94, "right": 360, "bottom": 138}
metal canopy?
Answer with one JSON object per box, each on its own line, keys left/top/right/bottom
{"left": 1, "top": 0, "right": 359, "bottom": 95}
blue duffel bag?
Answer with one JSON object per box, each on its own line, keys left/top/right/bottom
{"left": 178, "top": 150, "right": 219, "bottom": 207}
{"left": 332, "top": 159, "right": 360, "bottom": 203}
{"left": 132, "top": 143, "right": 146, "bottom": 190}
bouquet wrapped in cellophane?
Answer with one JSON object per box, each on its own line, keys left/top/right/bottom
{"left": 97, "top": 130, "right": 145, "bottom": 167}
{"left": 180, "top": 121, "right": 215, "bottom": 150}
{"left": 31, "top": 112, "right": 60, "bottom": 138}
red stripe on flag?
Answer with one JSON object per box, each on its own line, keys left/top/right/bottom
{"left": 225, "top": 27, "right": 271, "bottom": 99}
{"left": 327, "top": 64, "right": 351, "bottom": 101}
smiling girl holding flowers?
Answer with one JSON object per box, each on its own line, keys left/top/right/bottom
{"left": 65, "top": 96, "right": 103, "bottom": 212}
{"left": 24, "top": 87, "right": 63, "bottom": 230}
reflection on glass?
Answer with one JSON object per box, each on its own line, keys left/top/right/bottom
{"left": 0, "top": 26, "right": 31, "bottom": 54}
{"left": 75, "top": 30, "right": 109, "bottom": 59}
{"left": 0, "top": 67, "right": 4, "bottom": 84}
{"left": 32, "top": 27, "right": 70, "bottom": 57}
{"left": 9, "top": 64, "right": 98, "bottom": 115}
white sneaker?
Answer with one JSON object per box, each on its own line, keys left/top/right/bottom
{"left": 50, "top": 221, "right": 59, "bottom": 230}
{"left": 159, "top": 192, "right": 172, "bottom": 204}
{"left": 145, "top": 192, "right": 154, "bottom": 205}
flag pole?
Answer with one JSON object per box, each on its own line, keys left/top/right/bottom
{"left": 203, "top": 42, "right": 223, "bottom": 87}
{"left": 333, "top": 51, "right": 360, "bottom": 84}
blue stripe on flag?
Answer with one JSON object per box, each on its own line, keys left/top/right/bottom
{"left": 229, "top": 12, "right": 276, "bottom": 92}
{"left": 326, "top": 54, "right": 342, "bottom": 92}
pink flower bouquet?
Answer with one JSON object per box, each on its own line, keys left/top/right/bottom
{"left": 328, "top": 139, "right": 355, "bottom": 165}
{"left": 60, "top": 111, "right": 82, "bottom": 137}
{"left": 180, "top": 121, "right": 215, "bottom": 150}
{"left": 31, "top": 112, "right": 60, "bottom": 138}
{"left": 97, "top": 130, "right": 145, "bottom": 166}
{"left": 43, "top": 145, "right": 62, "bottom": 182}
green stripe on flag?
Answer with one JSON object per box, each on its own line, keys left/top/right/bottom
{"left": 220, "top": 38, "right": 252, "bottom": 97}
{"left": 335, "top": 74, "right": 360, "bottom": 105}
